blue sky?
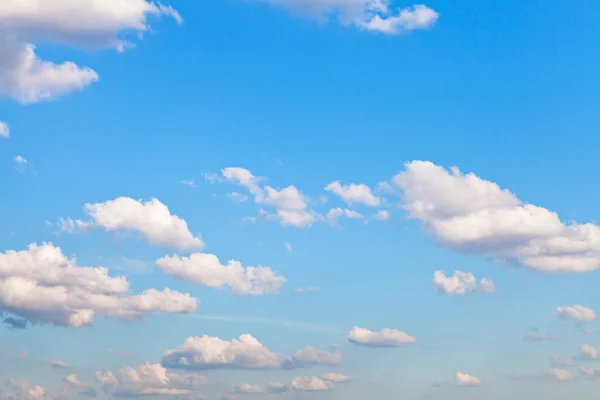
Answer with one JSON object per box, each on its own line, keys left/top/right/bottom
{"left": 1, "top": 0, "right": 600, "bottom": 399}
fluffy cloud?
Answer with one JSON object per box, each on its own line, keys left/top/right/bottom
{"left": 432, "top": 270, "right": 495, "bottom": 295}
{"left": 522, "top": 333, "right": 559, "bottom": 342}
{"left": 0, "top": 0, "right": 181, "bottom": 103}
{"left": 347, "top": 326, "right": 416, "bottom": 347}
{"left": 0, "top": 242, "right": 197, "bottom": 327}
{"left": 394, "top": 161, "right": 600, "bottom": 273}
{"left": 321, "top": 373, "right": 350, "bottom": 383}
{"left": 2, "top": 378, "right": 67, "bottom": 400}
{"left": 577, "top": 344, "right": 600, "bottom": 360}
{"left": 234, "top": 384, "right": 265, "bottom": 394}
{"left": 96, "top": 363, "right": 206, "bottom": 397}
{"left": 289, "top": 376, "right": 334, "bottom": 392}
{"left": 556, "top": 305, "right": 596, "bottom": 323}
{"left": 327, "top": 208, "right": 364, "bottom": 225}
{"left": 455, "top": 372, "right": 481, "bottom": 386}
{"left": 162, "top": 334, "right": 340, "bottom": 370}
{"left": 325, "top": 181, "right": 380, "bottom": 206}
{"left": 0, "top": 122, "right": 9, "bottom": 138}
{"left": 548, "top": 368, "right": 573, "bottom": 381}
{"left": 254, "top": 1, "right": 438, "bottom": 34}
{"left": 222, "top": 168, "right": 265, "bottom": 201}
{"left": 156, "top": 253, "right": 286, "bottom": 296}
{"left": 60, "top": 197, "right": 204, "bottom": 250}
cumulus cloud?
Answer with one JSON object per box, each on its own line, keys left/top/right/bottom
{"left": 60, "top": 197, "right": 204, "bottom": 250}
{"left": 321, "top": 373, "right": 350, "bottom": 383}
{"left": 0, "top": 122, "right": 9, "bottom": 138}
{"left": 289, "top": 376, "right": 334, "bottom": 391}
{"left": 96, "top": 363, "right": 206, "bottom": 397}
{"left": 0, "top": 0, "right": 181, "bottom": 103}
{"left": 254, "top": 0, "right": 438, "bottom": 34}
{"left": 394, "top": 161, "right": 600, "bottom": 273}
{"left": 547, "top": 368, "right": 573, "bottom": 381}
{"left": 523, "top": 333, "right": 559, "bottom": 342}
{"left": 556, "top": 305, "right": 596, "bottom": 323}
{"left": 577, "top": 344, "right": 600, "bottom": 360}
{"left": 347, "top": 326, "right": 416, "bottom": 347}
{"left": 3, "top": 378, "right": 67, "bottom": 400}
{"left": 0, "top": 242, "right": 197, "bottom": 327}
{"left": 234, "top": 384, "right": 265, "bottom": 394}
{"left": 325, "top": 181, "right": 380, "bottom": 206}
{"left": 162, "top": 334, "right": 340, "bottom": 370}
{"left": 156, "top": 253, "right": 286, "bottom": 296}
{"left": 455, "top": 372, "right": 481, "bottom": 386}
{"left": 432, "top": 270, "right": 496, "bottom": 295}
{"left": 326, "top": 208, "right": 365, "bottom": 225}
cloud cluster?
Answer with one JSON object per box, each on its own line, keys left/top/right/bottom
{"left": 432, "top": 270, "right": 496, "bottom": 295}
{"left": 156, "top": 252, "right": 286, "bottom": 296}
{"left": 0, "top": 0, "right": 181, "bottom": 103}
{"left": 394, "top": 161, "right": 600, "bottom": 273}
{"left": 96, "top": 363, "right": 206, "bottom": 397}
{"left": 347, "top": 326, "right": 417, "bottom": 347}
{"left": 162, "top": 334, "right": 340, "bottom": 370}
{"left": 0, "top": 243, "right": 197, "bottom": 327}
{"left": 60, "top": 197, "right": 204, "bottom": 250}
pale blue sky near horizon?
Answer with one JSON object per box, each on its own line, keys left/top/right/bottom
{"left": 1, "top": 1, "right": 600, "bottom": 399}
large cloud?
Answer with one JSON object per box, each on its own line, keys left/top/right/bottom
{"left": 162, "top": 334, "right": 340, "bottom": 370}
{"left": 0, "top": 0, "right": 181, "bottom": 103}
{"left": 253, "top": 1, "right": 439, "bottom": 34}
{"left": 0, "top": 243, "right": 197, "bottom": 327}
{"left": 60, "top": 197, "right": 204, "bottom": 250}
{"left": 394, "top": 161, "right": 600, "bottom": 273}
{"left": 156, "top": 253, "right": 286, "bottom": 296}
{"left": 432, "top": 270, "right": 495, "bottom": 295}
{"left": 96, "top": 363, "right": 206, "bottom": 397}
{"left": 347, "top": 326, "right": 416, "bottom": 347}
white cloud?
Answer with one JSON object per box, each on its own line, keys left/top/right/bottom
{"left": 3, "top": 378, "right": 66, "bottom": 400}
{"left": 455, "top": 372, "right": 481, "bottom": 386}
{"left": 156, "top": 252, "right": 286, "bottom": 296}
{"left": 577, "top": 344, "right": 600, "bottom": 360}
{"left": 374, "top": 210, "right": 390, "bottom": 221}
{"left": 181, "top": 179, "right": 196, "bottom": 188}
{"left": 325, "top": 181, "right": 380, "bottom": 206}
{"left": 60, "top": 197, "right": 204, "bottom": 250}
{"left": 522, "top": 333, "right": 559, "bottom": 341}
{"left": 284, "top": 242, "right": 293, "bottom": 253}
{"left": 0, "top": 121, "right": 9, "bottom": 138}
{"left": 49, "top": 360, "right": 69, "bottom": 369}
{"left": 14, "top": 154, "right": 34, "bottom": 173}
{"left": 235, "top": 384, "right": 266, "bottom": 394}
{"left": 321, "top": 373, "right": 350, "bottom": 383}
{"left": 432, "top": 270, "right": 496, "bottom": 295}
{"left": 347, "top": 326, "right": 416, "bottom": 347}
{"left": 548, "top": 368, "right": 573, "bottom": 381}
{"left": 0, "top": 0, "right": 181, "bottom": 103}
{"left": 162, "top": 335, "right": 339, "bottom": 371}
{"left": 289, "top": 376, "right": 334, "bottom": 391}
{"left": 255, "top": 0, "right": 438, "bottom": 35}
{"left": 394, "top": 161, "right": 600, "bottom": 273}
{"left": 580, "top": 366, "right": 600, "bottom": 377}
{"left": 556, "top": 305, "right": 596, "bottom": 323}
{"left": 228, "top": 192, "right": 249, "bottom": 203}
{"left": 327, "top": 208, "right": 364, "bottom": 225}
{"left": 96, "top": 363, "right": 206, "bottom": 397}
{"left": 0, "top": 242, "right": 197, "bottom": 327}
{"left": 222, "top": 168, "right": 264, "bottom": 201}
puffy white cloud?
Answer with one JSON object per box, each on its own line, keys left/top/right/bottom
{"left": 556, "top": 305, "right": 596, "bottom": 323}
{"left": 0, "top": 242, "right": 197, "bottom": 327}
{"left": 96, "top": 363, "right": 206, "bottom": 397}
{"left": 394, "top": 161, "right": 600, "bottom": 273}
{"left": 156, "top": 252, "right": 286, "bottom": 296}
{"left": 374, "top": 210, "right": 391, "bottom": 221}
{"left": 455, "top": 372, "right": 481, "bottom": 386}
{"left": 222, "top": 168, "right": 265, "bottom": 201}
{"left": 522, "top": 333, "right": 559, "bottom": 341}
{"left": 347, "top": 326, "right": 416, "bottom": 347}
{"left": 162, "top": 334, "right": 340, "bottom": 371}
{"left": 0, "top": 0, "right": 181, "bottom": 103}
{"left": 327, "top": 208, "right": 364, "bottom": 225}
{"left": 289, "top": 376, "right": 334, "bottom": 391}
{"left": 433, "top": 270, "right": 496, "bottom": 295}
{"left": 0, "top": 121, "right": 9, "bottom": 138}
{"left": 60, "top": 197, "right": 204, "bottom": 250}
{"left": 3, "top": 378, "right": 66, "bottom": 400}
{"left": 325, "top": 181, "right": 380, "bottom": 206}
{"left": 235, "top": 384, "right": 265, "bottom": 394}
{"left": 321, "top": 373, "right": 350, "bottom": 383}
{"left": 577, "top": 344, "right": 600, "bottom": 360}
{"left": 548, "top": 368, "right": 573, "bottom": 381}
{"left": 255, "top": 0, "right": 438, "bottom": 34}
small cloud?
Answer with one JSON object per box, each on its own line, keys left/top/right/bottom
{"left": 374, "top": 210, "right": 391, "bottom": 221}
{"left": 523, "top": 333, "right": 559, "bottom": 341}
{"left": 0, "top": 121, "right": 9, "bottom": 138}
{"left": 49, "top": 360, "right": 69, "bottom": 369}
{"left": 228, "top": 192, "right": 249, "bottom": 203}
{"left": 203, "top": 171, "right": 221, "bottom": 183}
{"left": 556, "top": 305, "right": 596, "bottom": 323}
{"left": 547, "top": 368, "right": 574, "bottom": 381}
{"left": 284, "top": 242, "right": 293, "bottom": 253}
{"left": 14, "top": 155, "right": 35, "bottom": 174}
{"left": 295, "top": 286, "right": 321, "bottom": 294}
{"left": 181, "top": 179, "right": 196, "bottom": 188}
{"left": 455, "top": 372, "right": 481, "bottom": 386}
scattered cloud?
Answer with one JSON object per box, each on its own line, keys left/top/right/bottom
{"left": 14, "top": 155, "right": 34, "bottom": 174}
{"left": 49, "top": 360, "right": 69, "bottom": 369}
{"left": 556, "top": 305, "right": 596, "bottom": 323}
{"left": 284, "top": 242, "right": 293, "bottom": 253}
{"left": 325, "top": 181, "right": 380, "bottom": 206}
{"left": 577, "top": 344, "right": 600, "bottom": 360}
{"left": 282, "top": 346, "right": 343, "bottom": 369}
{"left": 455, "top": 372, "right": 481, "bottom": 386}
{"left": 549, "top": 355, "right": 575, "bottom": 367}
{"left": 181, "top": 179, "right": 196, "bottom": 188}
{"left": 374, "top": 210, "right": 391, "bottom": 221}
{"left": 321, "top": 373, "right": 350, "bottom": 383}
{"left": 394, "top": 161, "right": 600, "bottom": 273}
{"left": 327, "top": 208, "right": 365, "bottom": 225}
{"left": 0, "top": 0, "right": 181, "bottom": 103}
{"left": 0, "top": 122, "right": 9, "bottom": 138}
{"left": 547, "top": 368, "right": 573, "bottom": 381}
{"left": 289, "top": 376, "right": 334, "bottom": 392}
{"left": 228, "top": 192, "right": 249, "bottom": 203}
{"left": 0, "top": 242, "right": 197, "bottom": 327}
{"left": 235, "top": 383, "right": 265, "bottom": 394}
{"left": 580, "top": 366, "right": 600, "bottom": 377}
{"left": 433, "top": 270, "right": 496, "bottom": 295}
{"left": 59, "top": 197, "right": 204, "bottom": 250}
{"left": 3, "top": 378, "right": 67, "bottom": 400}
{"left": 156, "top": 252, "right": 286, "bottom": 296}
{"left": 347, "top": 326, "right": 417, "bottom": 347}
{"left": 266, "top": 382, "right": 287, "bottom": 393}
